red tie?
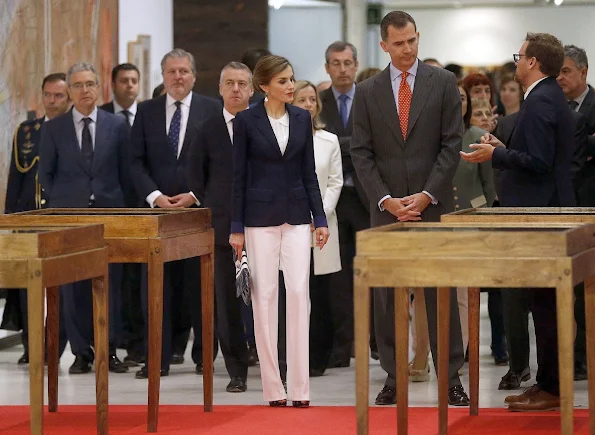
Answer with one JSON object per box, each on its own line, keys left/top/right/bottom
{"left": 398, "top": 71, "right": 412, "bottom": 139}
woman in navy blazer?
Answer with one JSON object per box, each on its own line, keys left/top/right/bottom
{"left": 230, "top": 55, "right": 329, "bottom": 408}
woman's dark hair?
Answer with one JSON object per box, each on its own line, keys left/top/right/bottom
{"left": 252, "top": 55, "right": 293, "bottom": 94}
{"left": 458, "top": 80, "right": 472, "bottom": 130}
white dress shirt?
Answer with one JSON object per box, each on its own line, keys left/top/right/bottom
{"left": 72, "top": 106, "right": 98, "bottom": 149}
{"left": 223, "top": 107, "right": 235, "bottom": 142}
{"left": 523, "top": 76, "right": 548, "bottom": 100}
{"left": 268, "top": 112, "right": 289, "bottom": 155}
{"left": 113, "top": 99, "right": 137, "bottom": 126}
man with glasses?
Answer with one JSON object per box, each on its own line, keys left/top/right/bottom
{"left": 39, "top": 61, "right": 132, "bottom": 375}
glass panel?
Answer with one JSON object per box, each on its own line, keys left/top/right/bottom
{"left": 458, "top": 207, "right": 595, "bottom": 216}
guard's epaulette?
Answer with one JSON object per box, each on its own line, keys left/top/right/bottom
{"left": 12, "top": 117, "right": 43, "bottom": 174}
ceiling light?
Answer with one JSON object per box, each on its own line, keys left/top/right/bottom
{"left": 554, "top": 0, "right": 564, "bottom": 5}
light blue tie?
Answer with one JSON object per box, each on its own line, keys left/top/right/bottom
{"left": 338, "top": 94, "right": 349, "bottom": 128}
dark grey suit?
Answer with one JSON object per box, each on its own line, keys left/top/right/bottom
{"left": 351, "top": 61, "right": 464, "bottom": 388}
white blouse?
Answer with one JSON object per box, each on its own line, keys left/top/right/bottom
{"left": 267, "top": 112, "right": 289, "bottom": 155}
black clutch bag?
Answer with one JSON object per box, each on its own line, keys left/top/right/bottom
{"left": 233, "top": 248, "right": 251, "bottom": 306}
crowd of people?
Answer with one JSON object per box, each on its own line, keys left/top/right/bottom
{"left": 2, "top": 9, "right": 594, "bottom": 412}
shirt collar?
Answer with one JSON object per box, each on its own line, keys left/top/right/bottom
{"left": 268, "top": 112, "right": 289, "bottom": 126}
{"left": 331, "top": 83, "right": 356, "bottom": 101}
{"left": 43, "top": 115, "right": 49, "bottom": 122}
{"left": 390, "top": 58, "right": 419, "bottom": 83}
{"left": 523, "top": 77, "right": 548, "bottom": 100}
{"left": 167, "top": 91, "right": 193, "bottom": 108}
{"left": 113, "top": 99, "right": 137, "bottom": 115}
{"left": 572, "top": 85, "right": 590, "bottom": 108}
{"left": 223, "top": 107, "right": 235, "bottom": 123}
{"left": 72, "top": 106, "right": 98, "bottom": 124}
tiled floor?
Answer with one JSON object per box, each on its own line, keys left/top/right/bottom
{"left": 0, "top": 294, "right": 589, "bottom": 408}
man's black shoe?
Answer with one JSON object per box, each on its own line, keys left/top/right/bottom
{"left": 123, "top": 353, "right": 144, "bottom": 367}
{"left": 195, "top": 363, "right": 203, "bottom": 375}
{"left": 247, "top": 345, "right": 258, "bottom": 367}
{"left": 109, "top": 355, "right": 129, "bottom": 373}
{"left": 328, "top": 355, "right": 350, "bottom": 368}
{"left": 375, "top": 386, "right": 396, "bottom": 405}
{"left": 498, "top": 367, "right": 531, "bottom": 390}
{"left": 370, "top": 350, "right": 380, "bottom": 361}
{"left": 69, "top": 355, "right": 92, "bottom": 375}
{"left": 575, "top": 362, "right": 588, "bottom": 381}
{"left": 226, "top": 376, "right": 247, "bottom": 393}
{"left": 309, "top": 368, "right": 325, "bottom": 377}
{"left": 448, "top": 385, "right": 470, "bottom": 406}
{"left": 171, "top": 353, "right": 184, "bottom": 365}
{"left": 17, "top": 353, "right": 29, "bottom": 365}
{"left": 135, "top": 366, "right": 169, "bottom": 379}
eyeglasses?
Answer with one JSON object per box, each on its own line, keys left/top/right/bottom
{"left": 70, "top": 81, "right": 98, "bottom": 90}
{"left": 513, "top": 53, "right": 526, "bottom": 63}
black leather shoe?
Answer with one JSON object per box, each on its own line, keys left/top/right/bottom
{"left": 327, "top": 355, "right": 350, "bottom": 368}
{"left": 69, "top": 355, "right": 92, "bottom": 374}
{"left": 135, "top": 366, "right": 169, "bottom": 379}
{"left": 247, "top": 345, "right": 258, "bottom": 367}
{"left": 309, "top": 368, "right": 325, "bottom": 377}
{"left": 123, "top": 353, "right": 145, "bottom": 367}
{"left": 375, "top": 386, "right": 396, "bottom": 405}
{"left": 269, "top": 399, "right": 287, "bottom": 407}
{"left": 575, "top": 362, "right": 588, "bottom": 381}
{"left": 292, "top": 400, "right": 309, "bottom": 408}
{"left": 17, "top": 353, "right": 29, "bottom": 365}
{"left": 448, "top": 385, "right": 469, "bottom": 406}
{"left": 498, "top": 367, "right": 531, "bottom": 390}
{"left": 370, "top": 350, "right": 380, "bottom": 361}
{"left": 226, "top": 376, "right": 247, "bottom": 393}
{"left": 171, "top": 353, "right": 184, "bottom": 365}
{"left": 109, "top": 355, "right": 129, "bottom": 373}
{"left": 195, "top": 363, "right": 203, "bottom": 375}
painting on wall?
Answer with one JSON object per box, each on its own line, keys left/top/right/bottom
{"left": 0, "top": 0, "right": 118, "bottom": 211}
{"left": 128, "top": 34, "right": 151, "bottom": 101}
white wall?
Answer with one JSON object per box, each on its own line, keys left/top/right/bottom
{"left": 118, "top": 0, "right": 173, "bottom": 96}
{"left": 376, "top": 5, "right": 595, "bottom": 83}
{"left": 269, "top": 3, "right": 342, "bottom": 84}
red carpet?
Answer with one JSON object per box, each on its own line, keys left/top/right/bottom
{"left": 0, "top": 405, "right": 590, "bottom": 434}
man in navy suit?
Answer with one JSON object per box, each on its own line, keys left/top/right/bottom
{"left": 462, "top": 32, "right": 574, "bottom": 411}
{"left": 39, "top": 62, "right": 131, "bottom": 374}
{"left": 130, "top": 48, "right": 221, "bottom": 378}
{"left": 187, "top": 61, "right": 253, "bottom": 392}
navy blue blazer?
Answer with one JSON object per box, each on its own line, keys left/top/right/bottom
{"left": 39, "top": 108, "right": 131, "bottom": 208}
{"left": 231, "top": 101, "right": 327, "bottom": 233}
{"left": 492, "top": 77, "right": 576, "bottom": 207}
{"left": 130, "top": 92, "right": 221, "bottom": 201}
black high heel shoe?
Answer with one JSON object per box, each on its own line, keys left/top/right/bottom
{"left": 292, "top": 400, "right": 310, "bottom": 408}
{"left": 269, "top": 399, "right": 287, "bottom": 407}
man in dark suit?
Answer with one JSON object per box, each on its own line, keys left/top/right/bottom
{"left": 130, "top": 48, "right": 221, "bottom": 378}
{"left": 351, "top": 11, "right": 468, "bottom": 406}
{"left": 494, "top": 109, "right": 588, "bottom": 390}
{"left": 462, "top": 32, "right": 574, "bottom": 411}
{"left": 99, "top": 63, "right": 145, "bottom": 368}
{"left": 2, "top": 73, "right": 70, "bottom": 365}
{"left": 39, "top": 62, "right": 131, "bottom": 374}
{"left": 319, "top": 40, "right": 369, "bottom": 368}
{"left": 187, "top": 61, "right": 252, "bottom": 392}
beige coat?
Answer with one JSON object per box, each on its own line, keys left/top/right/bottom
{"left": 312, "top": 129, "right": 343, "bottom": 275}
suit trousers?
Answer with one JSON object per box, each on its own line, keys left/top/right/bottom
{"left": 574, "top": 283, "right": 587, "bottom": 367}
{"left": 309, "top": 265, "right": 335, "bottom": 372}
{"left": 502, "top": 289, "right": 531, "bottom": 373}
{"left": 375, "top": 287, "right": 464, "bottom": 389}
{"left": 61, "top": 263, "right": 123, "bottom": 360}
{"left": 245, "top": 223, "right": 311, "bottom": 402}
{"left": 120, "top": 263, "right": 145, "bottom": 357}
{"left": 214, "top": 245, "right": 248, "bottom": 380}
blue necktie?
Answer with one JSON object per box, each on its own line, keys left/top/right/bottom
{"left": 168, "top": 101, "right": 182, "bottom": 158}
{"left": 338, "top": 94, "right": 349, "bottom": 128}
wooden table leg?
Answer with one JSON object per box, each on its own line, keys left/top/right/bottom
{"left": 584, "top": 275, "right": 595, "bottom": 435}
{"left": 148, "top": 240, "right": 164, "bottom": 433}
{"left": 46, "top": 286, "right": 60, "bottom": 412}
{"left": 201, "top": 240, "right": 214, "bottom": 412}
{"left": 92, "top": 272, "right": 109, "bottom": 435}
{"left": 353, "top": 258, "right": 370, "bottom": 435}
{"left": 556, "top": 279, "right": 574, "bottom": 435}
{"left": 27, "top": 260, "right": 45, "bottom": 435}
{"left": 468, "top": 287, "right": 480, "bottom": 416}
{"left": 437, "top": 287, "right": 451, "bottom": 435}
{"left": 395, "top": 287, "right": 410, "bottom": 435}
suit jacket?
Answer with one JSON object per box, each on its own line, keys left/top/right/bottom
{"left": 578, "top": 85, "right": 595, "bottom": 156}
{"left": 319, "top": 86, "right": 369, "bottom": 210}
{"left": 5, "top": 117, "right": 46, "bottom": 213}
{"left": 99, "top": 101, "right": 115, "bottom": 114}
{"left": 312, "top": 129, "right": 343, "bottom": 275}
{"left": 130, "top": 92, "right": 221, "bottom": 202}
{"left": 492, "top": 77, "right": 575, "bottom": 207}
{"left": 231, "top": 101, "right": 327, "bottom": 233}
{"left": 186, "top": 111, "right": 233, "bottom": 247}
{"left": 351, "top": 61, "right": 463, "bottom": 226}
{"left": 39, "top": 108, "right": 130, "bottom": 208}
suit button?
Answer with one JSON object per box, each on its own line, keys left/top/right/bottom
{"left": 454, "top": 196, "right": 458, "bottom": 200}
{"left": 453, "top": 187, "right": 457, "bottom": 191}
{"left": 455, "top": 205, "right": 460, "bottom": 209}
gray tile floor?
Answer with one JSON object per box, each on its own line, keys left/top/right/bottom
{"left": 0, "top": 294, "right": 589, "bottom": 408}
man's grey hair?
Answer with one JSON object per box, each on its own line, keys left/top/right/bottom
{"left": 161, "top": 48, "right": 197, "bottom": 76}
{"left": 564, "top": 45, "right": 588, "bottom": 70}
{"left": 66, "top": 62, "right": 98, "bottom": 85}
{"left": 325, "top": 41, "right": 358, "bottom": 64}
{"left": 219, "top": 62, "right": 253, "bottom": 84}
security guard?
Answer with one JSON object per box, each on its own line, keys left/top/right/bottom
{"left": 2, "top": 73, "right": 71, "bottom": 364}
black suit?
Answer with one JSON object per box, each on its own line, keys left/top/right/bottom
{"left": 130, "top": 92, "right": 221, "bottom": 370}
{"left": 39, "top": 108, "right": 130, "bottom": 360}
{"left": 493, "top": 77, "right": 575, "bottom": 395}
{"left": 318, "top": 86, "right": 370, "bottom": 364}
{"left": 186, "top": 111, "right": 248, "bottom": 381}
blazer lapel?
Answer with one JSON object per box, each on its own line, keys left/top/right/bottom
{"left": 321, "top": 90, "right": 344, "bottom": 135}
{"left": 374, "top": 66, "right": 404, "bottom": 147}
{"left": 285, "top": 104, "right": 299, "bottom": 157}
{"left": 152, "top": 95, "right": 175, "bottom": 162}
{"left": 91, "top": 109, "right": 109, "bottom": 173}
{"left": 252, "top": 101, "right": 282, "bottom": 156}
{"left": 180, "top": 93, "right": 200, "bottom": 159}
{"left": 406, "top": 61, "right": 434, "bottom": 138}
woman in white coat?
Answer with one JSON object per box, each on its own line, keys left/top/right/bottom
{"left": 292, "top": 80, "right": 343, "bottom": 377}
